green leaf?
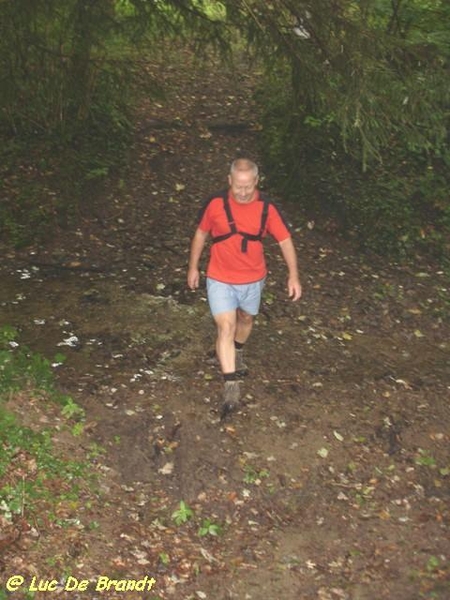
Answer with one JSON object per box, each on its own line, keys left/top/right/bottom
{"left": 171, "top": 500, "right": 194, "bottom": 526}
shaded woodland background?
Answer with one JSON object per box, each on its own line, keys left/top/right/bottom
{"left": 1, "top": 0, "right": 449, "bottom": 260}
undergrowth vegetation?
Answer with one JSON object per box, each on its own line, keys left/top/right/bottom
{"left": 259, "top": 79, "right": 450, "bottom": 260}
{"left": 0, "top": 326, "right": 90, "bottom": 529}
{"left": 252, "top": 0, "right": 450, "bottom": 262}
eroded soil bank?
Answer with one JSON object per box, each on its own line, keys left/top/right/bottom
{"left": 1, "top": 49, "right": 449, "bottom": 600}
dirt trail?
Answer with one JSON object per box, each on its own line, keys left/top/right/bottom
{"left": 1, "top": 49, "right": 450, "bottom": 600}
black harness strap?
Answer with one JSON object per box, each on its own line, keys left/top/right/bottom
{"left": 211, "top": 193, "right": 270, "bottom": 253}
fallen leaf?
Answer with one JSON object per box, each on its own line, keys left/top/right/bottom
{"left": 158, "top": 462, "right": 174, "bottom": 475}
{"left": 317, "top": 447, "right": 329, "bottom": 458}
{"left": 200, "top": 548, "right": 219, "bottom": 564}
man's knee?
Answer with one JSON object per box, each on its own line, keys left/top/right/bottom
{"left": 237, "top": 308, "right": 254, "bottom": 324}
{"left": 215, "top": 312, "right": 237, "bottom": 338}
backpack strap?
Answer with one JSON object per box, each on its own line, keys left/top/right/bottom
{"left": 223, "top": 194, "right": 237, "bottom": 234}
{"left": 209, "top": 193, "right": 236, "bottom": 245}
{"left": 237, "top": 193, "right": 270, "bottom": 252}
{"left": 259, "top": 192, "right": 270, "bottom": 236}
{"left": 211, "top": 192, "right": 270, "bottom": 252}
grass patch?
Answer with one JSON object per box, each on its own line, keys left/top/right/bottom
{"left": 0, "top": 326, "right": 92, "bottom": 530}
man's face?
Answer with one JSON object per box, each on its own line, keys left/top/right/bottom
{"left": 228, "top": 169, "right": 258, "bottom": 204}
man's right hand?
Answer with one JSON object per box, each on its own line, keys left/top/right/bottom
{"left": 187, "top": 228, "right": 208, "bottom": 290}
{"left": 187, "top": 267, "right": 200, "bottom": 290}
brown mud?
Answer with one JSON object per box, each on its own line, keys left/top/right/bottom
{"left": 1, "top": 49, "right": 449, "bottom": 600}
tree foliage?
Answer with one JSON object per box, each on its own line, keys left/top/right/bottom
{"left": 0, "top": 0, "right": 229, "bottom": 245}
{"left": 0, "top": 0, "right": 227, "bottom": 135}
{"left": 219, "top": 0, "right": 449, "bottom": 166}
{"left": 0, "top": 0, "right": 448, "bottom": 257}
{"left": 217, "top": 0, "right": 449, "bottom": 256}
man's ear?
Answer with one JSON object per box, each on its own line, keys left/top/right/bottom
{"left": 227, "top": 174, "right": 232, "bottom": 187}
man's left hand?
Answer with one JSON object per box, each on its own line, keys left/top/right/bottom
{"left": 287, "top": 276, "right": 302, "bottom": 301}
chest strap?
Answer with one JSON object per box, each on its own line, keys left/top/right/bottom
{"left": 211, "top": 194, "right": 270, "bottom": 253}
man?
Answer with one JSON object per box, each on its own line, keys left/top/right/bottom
{"left": 187, "top": 158, "right": 302, "bottom": 418}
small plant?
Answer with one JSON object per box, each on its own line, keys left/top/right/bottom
{"left": 410, "top": 553, "right": 449, "bottom": 594}
{"left": 171, "top": 500, "right": 194, "bottom": 526}
{"left": 0, "top": 324, "right": 17, "bottom": 345}
{"left": 198, "top": 518, "right": 222, "bottom": 537}
{"left": 61, "top": 397, "right": 85, "bottom": 420}
{"left": 353, "top": 492, "right": 373, "bottom": 509}
{"left": 87, "top": 443, "right": 106, "bottom": 460}
{"left": 426, "top": 556, "right": 441, "bottom": 573}
{"left": 243, "top": 465, "right": 270, "bottom": 485}
{"left": 415, "top": 448, "right": 437, "bottom": 468}
{"left": 0, "top": 326, "right": 60, "bottom": 394}
{"left": 71, "top": 422, "right": 85, "bottom": 437}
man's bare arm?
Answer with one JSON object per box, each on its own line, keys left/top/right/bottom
{"left": 279, "top": 237, "right": 302, "bottom": 301}
{"left": 187, "top": 228, "right": 209, "bottom": 290}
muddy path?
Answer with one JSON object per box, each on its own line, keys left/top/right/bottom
{"left": 1, "top": 49, "right": 450, "bottom": 599}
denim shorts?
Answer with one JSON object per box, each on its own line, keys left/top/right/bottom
{"left": 206, "top": 277, "right": 266, "bottom": 316}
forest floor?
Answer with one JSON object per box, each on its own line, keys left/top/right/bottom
{"left": 1, "top": 49, "right": 450, "bottom": 600}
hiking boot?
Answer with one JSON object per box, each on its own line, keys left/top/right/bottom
{"left": 220, "top": 380, "right": 241, "bottom": 420}
{"left": 235, "top": 348, "right": 248, "bottom": 378}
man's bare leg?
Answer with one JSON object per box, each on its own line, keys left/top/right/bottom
{"left": 235, "top": 308, "right": 254, "bottom": 345}
{"left": 234, "top": 308, "right": 253, "bottom": 375}
{"left": 214, "top": 310, "right": 238, "bottom": 374}
{"left": 213, "top": 310, "right": 243, "bottom": 419}
{"left": 214, "top": 309, "right": 254, "bottom": 370}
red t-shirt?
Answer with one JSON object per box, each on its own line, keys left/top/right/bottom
{"left": 198, "top": 191, "right": 291, "bottom": 284}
